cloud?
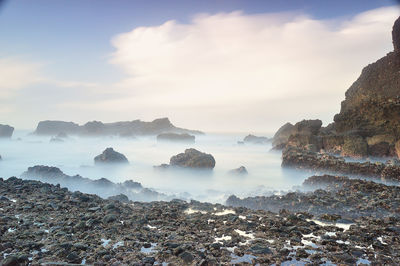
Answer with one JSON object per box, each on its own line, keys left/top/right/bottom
{"left": 0, "top": 58, "right": 43, "bottom": 98}
{"left": 105, "top": 6, "right": 400, "bottom": 132}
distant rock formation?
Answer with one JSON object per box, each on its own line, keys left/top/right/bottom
{"left": 243, "top": 134, "right": 270, "bottom": 144}
{"left": 21, "top": 165, "right": 169, "bottom": 201}
{"left": 228, "top": 166, "right": 248, "bottom": 175}
{"left": 0, "top": 124, "right": 14, "bottom": 138}
{"left": 34, "top": 118, "right": 203, "bottom": 137}
{"left": 94, "top": 148, "right": 129, "bottom": 165}
{"left": 157, "top": 133, "right": 195, "bottom": 143}
{"left": 272, "top": 16, "right": 400, "bottom": 158}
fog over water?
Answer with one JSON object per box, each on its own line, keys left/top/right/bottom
{"left": 0, "top": 130, "right": 310, "bottom": 203}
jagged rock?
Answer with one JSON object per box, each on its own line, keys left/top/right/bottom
{"left": 272, "top": 122, "right": 294, "bottom": 149}
{"left": 157, "top": 133, "right": 195, "bottom": 143}
{"left": 273, "top": 17, "right": 400, "bottom": 158}
{"left": 396, "top": 140, "right": 400, "bottom": 159}
{"left": 393, "top": 16, "right": 400, "bottom": 52}
{"left": 274, "top": 120, "right": 323, "bottom": 151}
{"left": 243, "top": 134, "right": 269, "bottom": 144}
{"left": 0, "top": 124, "right": 14, "bottom": 138}
{"left": 94, "top": 148, "right": 129, "bottom": 165}
{"left": 169, "top": 148, "right": 215, "bottom": 169}
{"left": 228, "top": 166, "right": 248, "bottom": 175}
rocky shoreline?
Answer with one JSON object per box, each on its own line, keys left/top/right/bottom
{"left": 2, "top": 177, "right": 400, "bottom": 265}
{"left": 281, "top": 147, "right": 400, "bottom": 182}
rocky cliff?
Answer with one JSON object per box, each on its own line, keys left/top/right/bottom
{"left": 273, "top": 16, "right": 400, "bottom": 158}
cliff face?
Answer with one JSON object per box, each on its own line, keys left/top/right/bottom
{"left": 273, "top": 16, "right": 400, "bottom": 158}
{"left": 333, "top": 51, "right": 400, "bottom": 138}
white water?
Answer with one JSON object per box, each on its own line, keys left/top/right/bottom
{"left": 0, "top": 130, "right": 309, "bottom": 203}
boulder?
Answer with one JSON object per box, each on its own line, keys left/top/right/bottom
{"left": 94, "top": 148, "right": 129, "bottom": 164}
{"left": 169, "top": 148, "right": 215, "bottom": 169}
{"left": 0, "top": 124, "right": 14, "bottom": 138}
{"left": 157, "top": 133, "right": 195, "bottom": 143}
{"left": 228, "top": 166, "right": 248, "bottom": 175}
{"left": 35, "top": 121, "right": 80, "bottom": 135}
{"left": 243, "top": 134, "right": 269, "bottom": 144}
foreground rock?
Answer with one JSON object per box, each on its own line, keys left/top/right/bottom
{"left": 94, "top": 148, "right": 129, "bottom": 165}
{"left": 281, "top": 147, "right": 400, "bottom": 182}
{"left": 243, "top": 134, "right": 270, "bottom": 144}
{"left": 1, "top": 177, "right": 399, "bottom": 264}
{"left": 0, "top": 124, "right": 14, "bottom": 138}
{"left": 34, "top": 118, "right": 203, "bottom": 137}
{"left": 227, "top": 174, "right": 400, "bottom": 219}
{"left": 272, "top": 17, "right": 400, "bottom": 158}
{"left": 21, "top": 165, "right": 168, "bottom": 201}
{"left": 170, "top": 148, "right": 215, "bottom": 169}
{"left": 157, "top": 133, "right": 195, "bottom": 143}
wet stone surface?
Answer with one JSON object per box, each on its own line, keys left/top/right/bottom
{"left": 1, "top": 177, "right": 399, "bottom": 265}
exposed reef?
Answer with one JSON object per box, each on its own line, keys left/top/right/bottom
{"left": 1, "top": 177, "right": 399, "bottom": 265}
{"left": 281, "top": 147, "right": 400, "bottom": 182}
{"left": 227, "top": 175, "right": 400, "bottom": 219}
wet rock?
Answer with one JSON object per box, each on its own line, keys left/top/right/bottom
{"left": 169, "top": 148, "right": 215, "bottom": 169}
{"left": 94, "top": 148, "right": 129, "bottom": 165}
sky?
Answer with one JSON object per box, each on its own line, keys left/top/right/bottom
{"left": 0, "top": 0, "right": 399, "bottom": 133}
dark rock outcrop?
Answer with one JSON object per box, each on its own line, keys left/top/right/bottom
{"left": 169, "top": 148, "right": 215, "bottom": 169}
{"left": 228, "top": 166, "right": 248, "bottom": 175}
{"left": 243, "top": 134, "right": 269, "bottom": 144}
{"left": 20, "top": 165, "right": 169, "bottom": 201}
{"left": 0, "top": 124, "right": 14, "bottom": 138}
{"left": 3, "top": 177, "right": 400, "bottom": 264}
{"left": 94, "top": 148, "right": 129, "bottom": 165}
{"left": 157, "top": 133, "right": 195, "bottom": 143}
{"left": 272, "top": 122, "right": 294, "bottom": 149}
{"left": 273, "top": 17, "right": 400, "bottom": 158}
{"left": 281, "top": 147, "right": 400, "bottom": 182}
{"left": 34, "top": 118, "right": 203, "bottom": 137}
{"left": 227, "top": 174, "right": 400, "bottom": 219}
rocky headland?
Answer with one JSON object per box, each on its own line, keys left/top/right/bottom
{"left": 34, "top": 118, "right": 203, "bottom": 137}
{"left": 272, "top": 17, "right": 400, "bottom": 159}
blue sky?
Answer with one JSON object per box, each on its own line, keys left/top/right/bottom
{"left": 0, "top": 0, "right": 396, "bottom": 83}
{"left": 0, "top": 0, "right": 399, "bottom": 132}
